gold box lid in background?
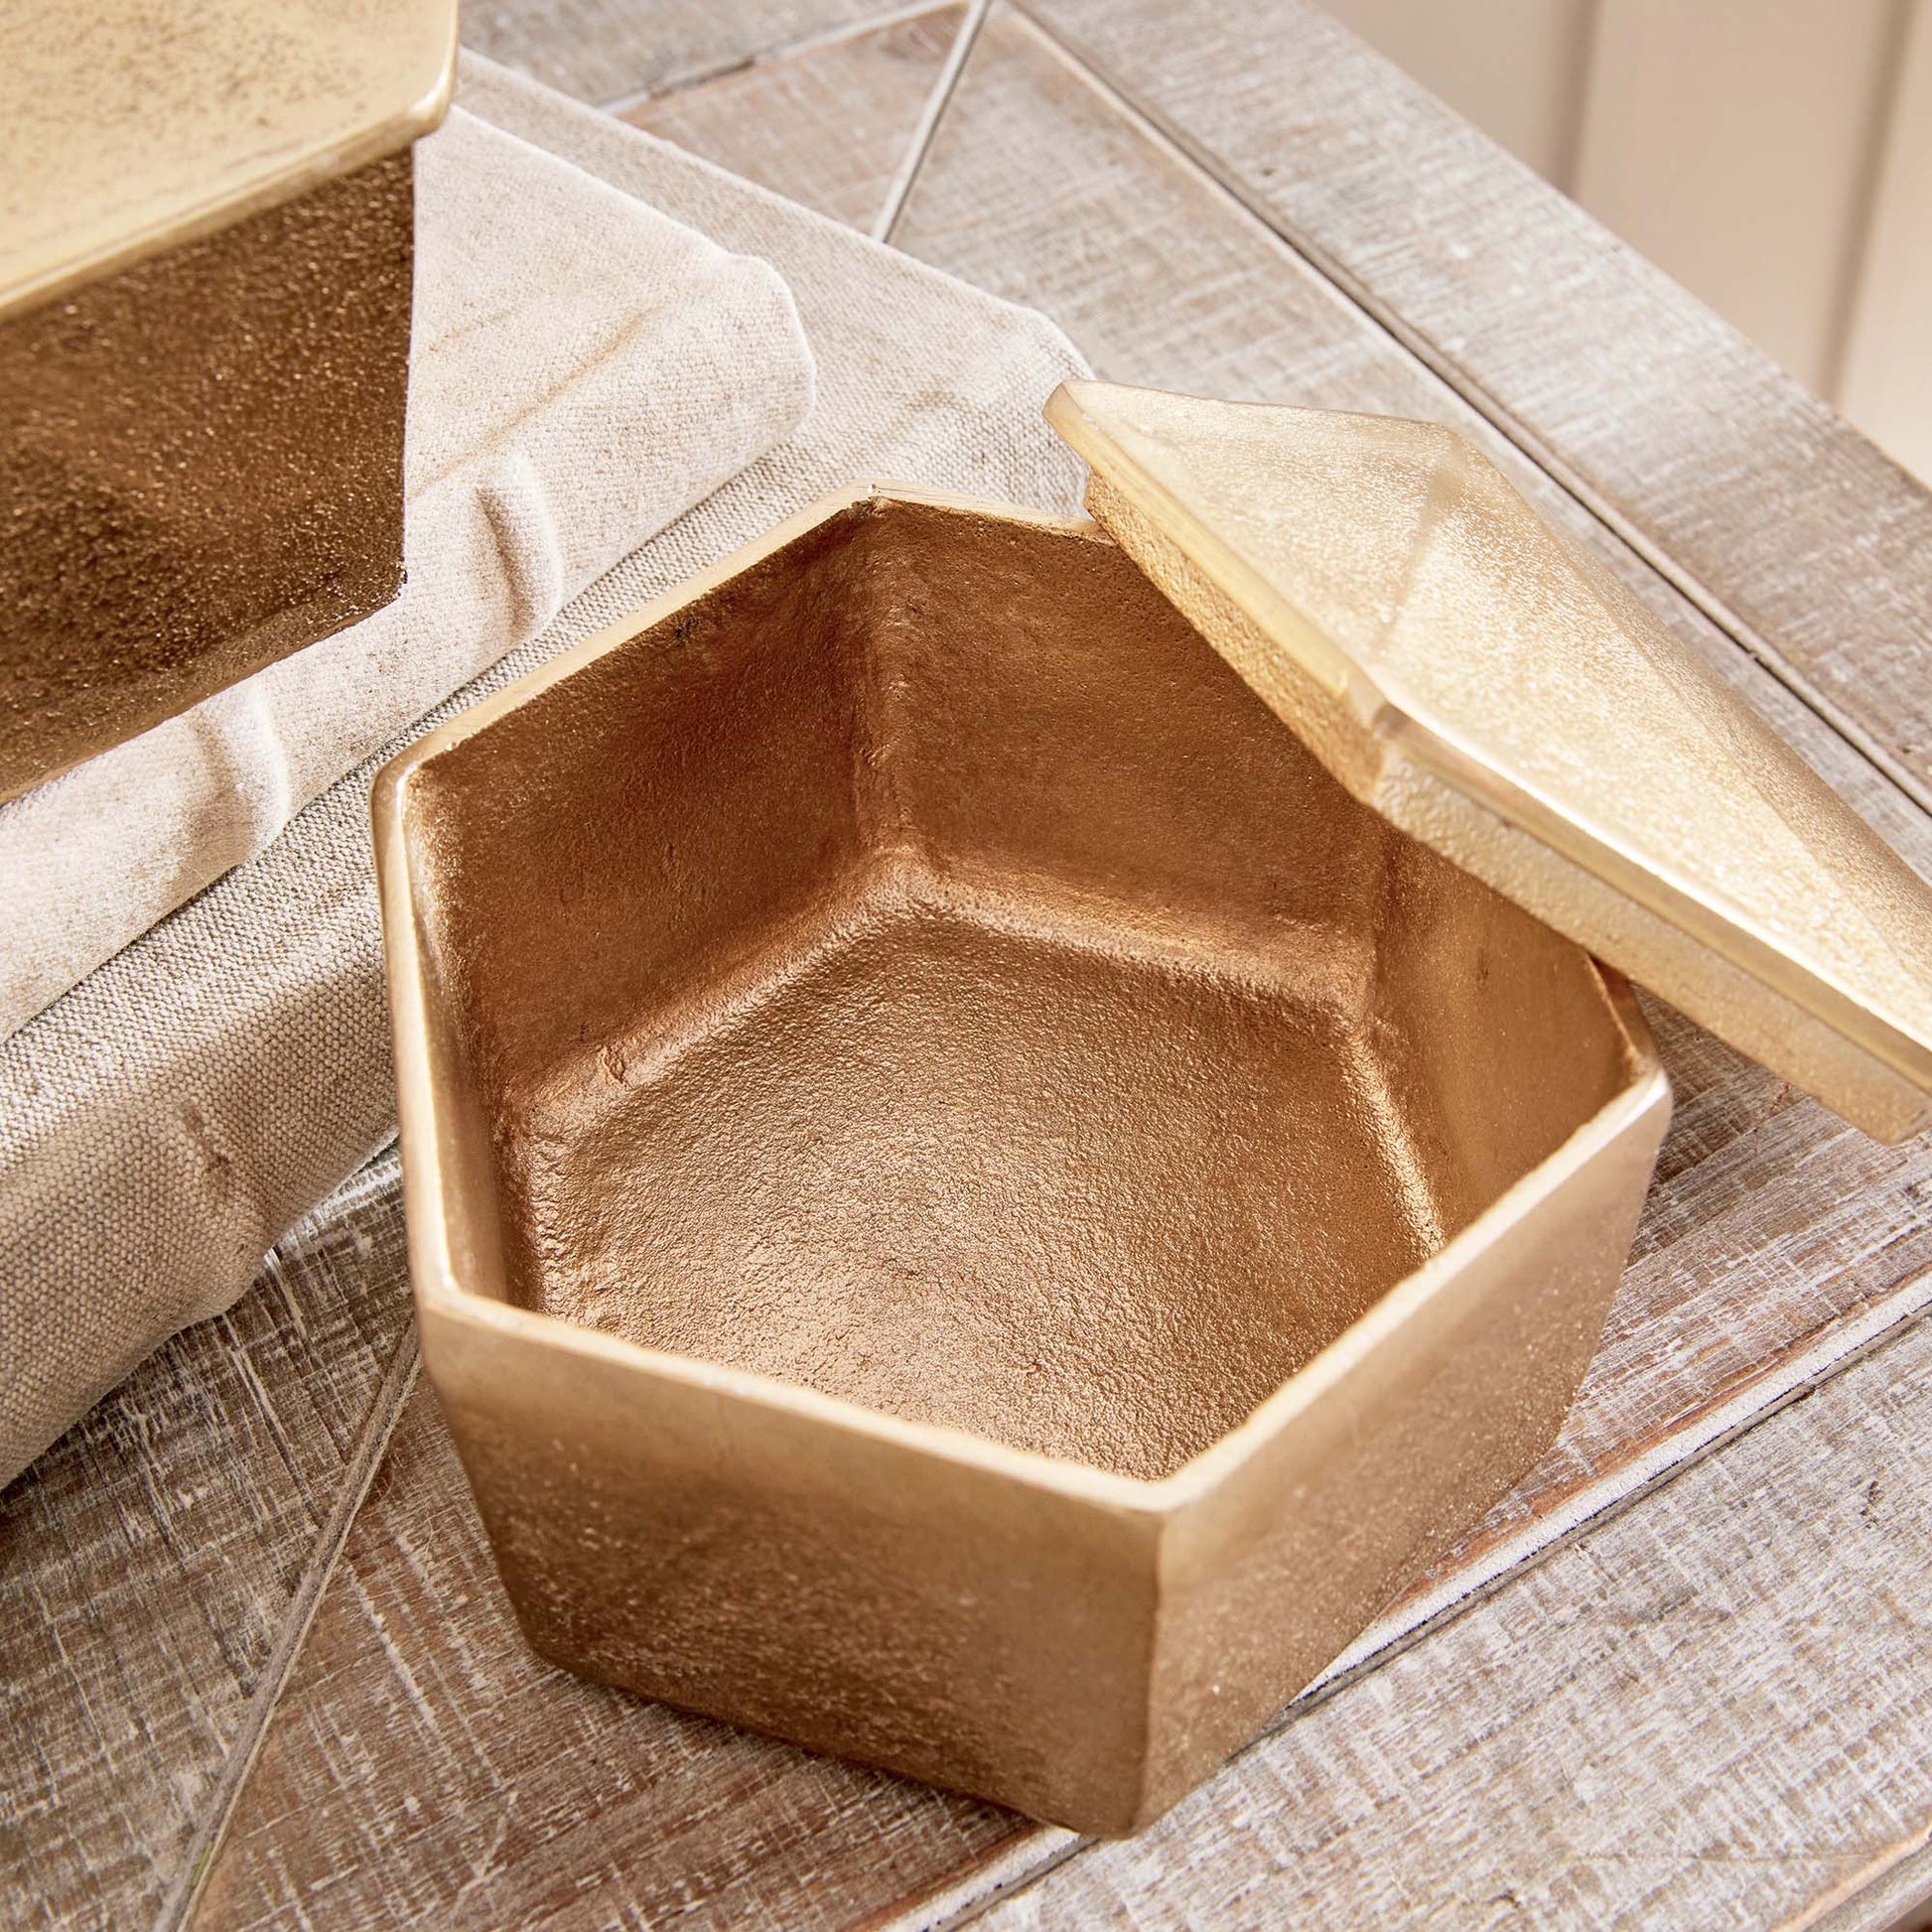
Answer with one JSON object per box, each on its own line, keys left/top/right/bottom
{"left": 1048, "top": 380, "right": 1932, "bottom": 1142}
{"left": 0, "top": 0, "right": 458, "bottom": 320}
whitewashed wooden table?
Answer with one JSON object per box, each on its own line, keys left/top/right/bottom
{"left": 6, "top": 4, "right": 1932, "bottom": 1927}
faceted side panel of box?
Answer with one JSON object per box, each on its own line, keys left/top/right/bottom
{"left": 424, "top": 1299, "right": 1166, "bottom": 1835}
{"left": 1141, "top": 1041, "right": 1668, "bottom": 1828}
{"left": 380, "top": 488, "right": 1671, "bottom": 1836}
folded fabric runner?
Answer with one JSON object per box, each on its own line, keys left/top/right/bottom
{"left": 0, "top": 53, "right": 1089, "bottom": 1484}
{"left": 0, "top": 107, "right": 813, "bottom": 1040}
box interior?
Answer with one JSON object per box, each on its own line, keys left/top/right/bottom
{"left": 405, "top": 498, "right": 1636, "bottom": 1481}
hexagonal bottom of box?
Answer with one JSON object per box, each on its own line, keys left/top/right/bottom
{"left": 496, "top": 849, "right": 1444, "bottom": 1481}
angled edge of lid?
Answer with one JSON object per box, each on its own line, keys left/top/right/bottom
{"left": 0, "top": 0, "right": 459, "bottom": 321}
{"left": 1045, "top": 378, "right": 1932, "bottom": 1143}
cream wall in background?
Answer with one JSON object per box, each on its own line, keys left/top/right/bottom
{"left": 1840, "top": 0, "right": 1932, "bottom": 488}
{"left": 1310, "top": 0, "right": 1596, "bottom": 182}
{"left": 1321, "top": 0, "right": 1932, "bottom": 484}
{"left": 1572, "top": 0, "right": 1896, "bottom": 395}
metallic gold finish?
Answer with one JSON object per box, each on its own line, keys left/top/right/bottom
{"left": 0, "top": 0, "right": 457, "bottom": 318}
{"left": 377, "top": 488, "right": 1668, "bottom": 1835}
{"left": 1047, "top": 380, "right": 1932, "bottom": 1143}
{"left": 0, "top": 155, "right": 414, "bottom": 800}
{"left": 0, "top": 0, "right": 456, "bottom": 800}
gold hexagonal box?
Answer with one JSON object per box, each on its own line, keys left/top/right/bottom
{"left": 375, "top": 384, "right": 1932, "bottom": 1834}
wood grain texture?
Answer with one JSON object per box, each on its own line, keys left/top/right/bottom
{"left": 1304, "top": 990, "right": 1932, "bottom": 1693}
{"left": 186, "top": 1379, "right": 1031, "bottom": 1932}
{"left": 965, "top": 1310, "right": 1932, "bottom": 1932}
{"left": 622, "top": 5, "right": 963, "bottom": 230}
{"left": 1019, "top": 0, "right": 1932, "bottom": 814}
{"left": 0, "top": 1153, "right": 413, "bottom": 1932}
{"left": 461, "top": 0, "right": 904, "bottom": 106}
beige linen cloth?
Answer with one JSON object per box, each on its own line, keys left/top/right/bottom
{"left": 0, "top": 53, "right": 1089, "bottom": 1483}
{"left": 0, "top": 106, "right": 814, "bottom": 1040}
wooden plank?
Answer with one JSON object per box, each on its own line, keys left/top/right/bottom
{"left": 960, "top": 1310, "right": 1932, "bottom": 1932}
{"left": 622, "top": 5, "right": 964, "bottom": 231}
{"left": 1810, "top": 1834, "right": 1932, "bottom": 1932}
{"left": 1019, "top": 0, "right": 1932, "bottom": 819}
{"left": 0, "top": 1153, "right": 415, "bottom": 1932}
{"left": 185, "top": 1379, "right": 1031, "bottom": 1932}
{"left": 460, "top": 0, "right": 908, "bottom": 108}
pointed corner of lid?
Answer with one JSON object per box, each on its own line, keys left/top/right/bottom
{"left": 1044, "top": 378, "right": 1209, "bottom": 477}
{"left": 1040, "top": 383, "right": 1496, "bottom": 679}
{"left": 1043, "top": 378, "right": 1192, "bottom": 477}
{"left": 1042, "top": 381, "right": 1490, "bottom": 711}
{"left": 1042, "top": 379, "right": 1130, "bottom": 488}
{"left": 1041, "top": 376, "right": 1101, "bottom": 436}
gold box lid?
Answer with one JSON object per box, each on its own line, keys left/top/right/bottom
{"left": 0, "top": 0, "right": 458, "bottom": 321}
{"left": 1048, "top": 380, "right": 1932, "bottom": 1142}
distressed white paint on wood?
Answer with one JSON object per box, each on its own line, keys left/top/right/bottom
{"left": 1307, "top": 0, "right": 1931, "bottom": 491}
{"left": 1318, "top": 0, "right": 1906, "bottom": 399}
{"left": 964, "top": 1311, "right": 1932, "bottom": 1932}
{"left": 0, "top": 1155, "right": 415, "bottom": 1932}
{"left": 622, "top": 5, "right": 964, "bottom": 230}
{"left": 460, "top": 0, "right": 900, "bottom": 106}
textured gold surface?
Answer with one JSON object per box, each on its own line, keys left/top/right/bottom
{"left": 1047, "top": 380, "right": 1932, "bottom": 1143}
{"left": 0, "top": 151, "right": 413, "bottom": 801}
{"left": 377, "top": 489, "right": 1667, "bottom": 1833}
{"left": 0, "top": 0, "right": 456, "bottom": 317}
{"left": 0, "top": 0, "right": 452, "bottom": 797}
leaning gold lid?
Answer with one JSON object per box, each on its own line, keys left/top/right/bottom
{"left": 1047, "top": 379, "right": 1932, "bottom": 1143}
{"left": 0, "top": 0, "right": 458, "bottom": 321}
